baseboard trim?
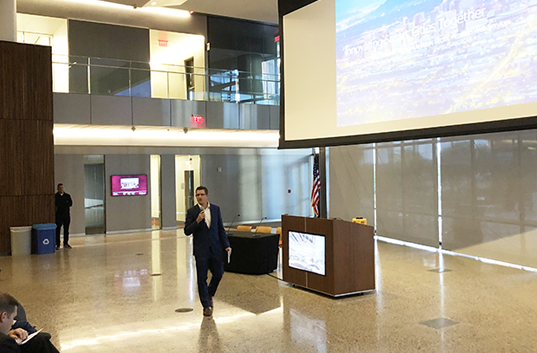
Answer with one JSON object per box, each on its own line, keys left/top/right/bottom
{"left": 106, "top": 228, "right": 153, "bottom": 235}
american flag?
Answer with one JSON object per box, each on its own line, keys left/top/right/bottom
{"left": 311, "top": 154, "right": 321, "bottom": 217}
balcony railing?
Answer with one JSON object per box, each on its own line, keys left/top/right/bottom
{"left": 52, "top": 55, "right": 280, "bottom": 105}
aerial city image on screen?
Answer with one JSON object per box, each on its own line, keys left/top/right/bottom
{"left": 336, "top": 0, "right": 537, "bottom": 127}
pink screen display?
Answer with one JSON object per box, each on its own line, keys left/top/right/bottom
{"left": 111, "top": 175, "right": 148, "bottom": 196}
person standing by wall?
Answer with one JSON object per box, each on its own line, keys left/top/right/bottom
{"left": 55, "top": 183, "right": 73, "bottom": 250}
{"left": 184, "top": 186, "right": 231, "bottom": 317}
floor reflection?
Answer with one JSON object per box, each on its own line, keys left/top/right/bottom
{"left": 198, "top": 318, "right": 221, "bottom": 353}
{"left": 289, "top": 308, "right": 326, "bottom": 353}
{"left": 2, "top": 230, "right": 537, "bottom": 352}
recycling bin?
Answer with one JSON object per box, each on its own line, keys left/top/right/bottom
{"left": 10, "top": 226, "right": 32, "bottom": 256}
{"left": 32, "top": 223, "right": 57, "bottom": 254}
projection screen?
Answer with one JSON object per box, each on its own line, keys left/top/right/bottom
{"left": 280, "top": 0, "right": 537, "bottom": 148}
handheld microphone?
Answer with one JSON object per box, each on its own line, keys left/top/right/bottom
{"left": 227, "top": 213, "right": 240, "bottom": 233}
{"left": 198, "top": 205, "right": 205, "bottom": 224}
{"left": 253, "top": 216, "right": 267, "bottom": 237}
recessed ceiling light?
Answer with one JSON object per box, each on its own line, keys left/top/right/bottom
{"left": 151, "top": 1, "right": 157, "bottom": 5}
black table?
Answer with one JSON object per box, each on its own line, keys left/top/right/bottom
{"left": 224, "top": 231, "right": 280, "bottom": 275}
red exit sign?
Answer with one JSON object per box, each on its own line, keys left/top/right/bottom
{"left": 158, "top": 40, "right": 168, "bottom": 47}
{"left": 191, "top": 115, "right": 204, "bottom": 124}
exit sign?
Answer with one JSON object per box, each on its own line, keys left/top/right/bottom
{"left": 191, "top": 115, "right": 204, "bottom": 124}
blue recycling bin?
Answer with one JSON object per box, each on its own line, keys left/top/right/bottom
{"left": 32, "top": 223, "right": 57, "bottom": 254}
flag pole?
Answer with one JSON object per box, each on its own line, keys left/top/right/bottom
{"left": 311, "top": 149, "right": 321, "bottom": 218}
{"left": 319, "top": 147, "right": 327, "bottom": 219}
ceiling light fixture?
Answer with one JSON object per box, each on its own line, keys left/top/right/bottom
{"left": 69, "top": 0, "right": 134, "bottom": 10}
{"left": 135, "top": 7, "right": 190, "bottom": 18}
{"left": 143, "top": 0, "right": 188, "bottom": 6}
{"left": 53, "top": 124, "right": 279, "bottom": 148}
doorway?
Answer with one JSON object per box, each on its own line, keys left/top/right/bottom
{"left": 175, "top": 155, "right": 201, "bottom": 226}
{"left": 151, "top": 155, "right": 162, "bottom": 230}
{"left": 84, "top": 155, "right": 105, "bottom": 235}
{"left": 185, "top": 57, "right": 195, "bottom": 100}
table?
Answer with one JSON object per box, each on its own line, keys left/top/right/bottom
{"left": 224, "top": 231, "right": 280, "bottom": 275}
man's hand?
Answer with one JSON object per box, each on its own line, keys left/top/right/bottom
{"left": 225, "top": 247, "right": 232, "bottom": 255}
{"left": 196, "top": 210, "right": 206, "bottom": 223}
{"left": 8, "top": 328, "right": 28, "bottom": 345}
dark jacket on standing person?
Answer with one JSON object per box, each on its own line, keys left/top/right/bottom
{"left": 184, "top": 204, "right": 230, "bottom": 258}
{"left": 55, "top": 192, "right": 72, "bottom": 216}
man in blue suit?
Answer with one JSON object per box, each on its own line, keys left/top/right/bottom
{"left": 184, "top": 186, "right": 231, "bottom": 317}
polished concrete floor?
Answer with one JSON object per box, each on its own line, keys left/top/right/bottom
{"left": 1, "top": 230, "right": 537, "bottom": 352}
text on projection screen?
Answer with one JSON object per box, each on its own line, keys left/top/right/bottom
{"left": 336, "top": 0, "right": 537, "bottom": 128}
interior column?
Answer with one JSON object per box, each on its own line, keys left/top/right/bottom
{"left": 0, "top": 0, "right": 16, "bottom": 42}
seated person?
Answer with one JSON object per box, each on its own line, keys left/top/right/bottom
{"left": 12, "top": 304, "right": 36, "bottom": 335}
{"left": 0, "top": 292, "right": 59, "bottom": 353}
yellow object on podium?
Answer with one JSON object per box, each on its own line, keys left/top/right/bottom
{"left": 352, "top": 217, "right": 367, "bottom": 225}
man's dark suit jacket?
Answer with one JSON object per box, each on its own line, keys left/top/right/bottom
{"left": 0, "top": 332, "right": 59, "bottom": 353}
{"left": 0, "top": 332, "right": 20, "bottom": 353}
{"left": 184, "top": 204, "right": 230, "bottom": 258}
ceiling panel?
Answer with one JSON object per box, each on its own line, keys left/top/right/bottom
{"left": 103, "top": 0, "right": 278, "bottom": 24}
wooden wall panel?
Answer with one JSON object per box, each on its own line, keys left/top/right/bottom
{"left": 0, "top": 41, "right": 54, "bottom": 254}
{"left": 0, "top": 42, "right": 53, "bottom": 122}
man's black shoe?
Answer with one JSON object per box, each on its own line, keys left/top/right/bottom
{"left": 64, "top": 244, "right": 72, "bottom": 249}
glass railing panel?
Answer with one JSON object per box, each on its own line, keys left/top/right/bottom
{"left": 168, "top": 71, "right": 187, "bottom": 100}
{"left": 191, "top": 73, "right": 207, "bottom": 101}
{"left": 131, "top": 67, "right": 151, "bottom": 98}
{"left": 90, "top": 65, "right": 131, "bottom": 96}
{"left": 51, "top": 55, "right": 280, "bottom": 104}
{"left": 150, "top": 70, "right": 169, "bottom": 99}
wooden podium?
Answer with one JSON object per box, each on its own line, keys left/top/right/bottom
{"left": 282, "top": 215, "right": 375, "bottom": 297}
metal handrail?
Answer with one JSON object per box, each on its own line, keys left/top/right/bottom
{"left": 52, "top": 54, "right": 280, "bottom": 80}
{"left": 51, "top": 54, "right": 280, "bottom": 105}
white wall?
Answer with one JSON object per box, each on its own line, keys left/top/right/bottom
{"left": 53, "top": 147, "right": 312, "bottom": 234}
{"left": 16, "top": 14, "right": 69, "bottom": 92}
{"left": 150, "top": 155, "right": 161, "bottom": 219}
{"left": 52, "top": 20, "right": 69, "bottom": 92}
{"left": 150, "top": 30, "right": 206, "bottom": 100}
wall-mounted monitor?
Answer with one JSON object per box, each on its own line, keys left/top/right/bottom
{"left": 111, "top": 175, "right": 148, "bottom": 196}
{"left": 288, "top": 230, "right": 326, "bottom": 275}
{"left": 280, "top": 0, "right": 537, "bottom": 148}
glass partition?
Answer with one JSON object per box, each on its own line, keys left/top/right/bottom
{"left": 52, "top": 55, "right": 280, "bottom": 105}
{"left": 330, "top": 129, "right": 537, "bottom": 268}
